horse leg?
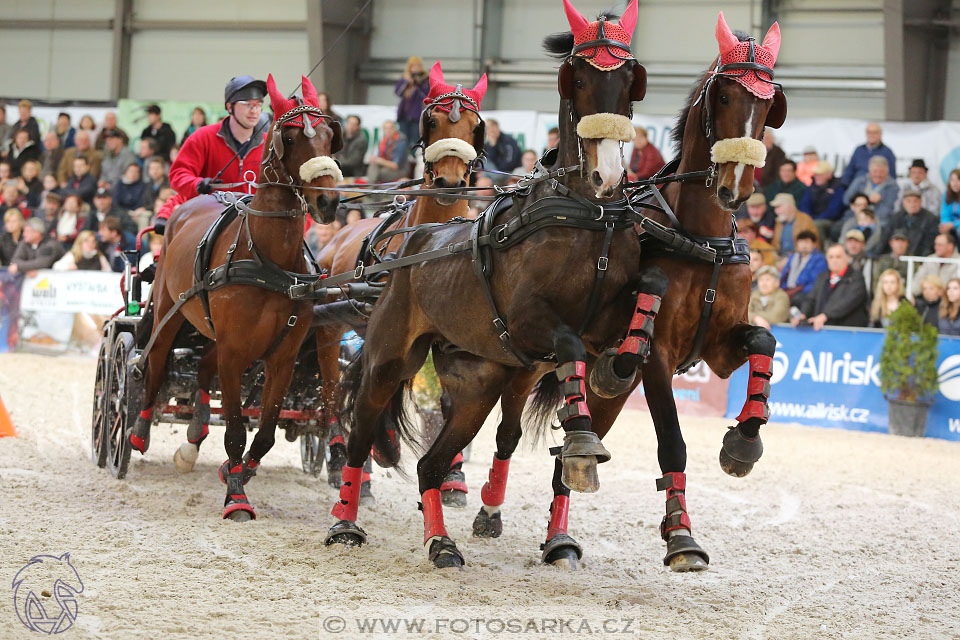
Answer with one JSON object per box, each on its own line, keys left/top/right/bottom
{"left": 643, "top": 352, "right": 709, "bottom": 572}
{"left": 470, "top": 369, "right": 537, "bottom": 537}
{"left": 589, "top": 267, "right": 668, "bottom": 398}
{"left": 316, "top": 325, "right": 348, "bottom": 488}
{"left": 174, "top": 345, "right": 216, "bottom": 473}
{"left": 552, "top": 325, "right": 611, "bottom": 493}
{"left": 418, "top": 361, "right": 510, "bottom": 568}
{"left": 131, "top": 292, "right": 184, "bottom": 455}
{"left": 709, "top": 323, "right": 775, "bottom": 477}
{"left": 216, "top": 346, "right": 256, "bottom": 522}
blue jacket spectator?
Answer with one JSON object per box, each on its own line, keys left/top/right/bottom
{"left": 780, "top": 231, "right": 827, "bottom": 305}
{"left": 843, "top": 156, "right": 899, "bottom": 226}
{"left": 840, "top": 123, "right": 897, "bottom": 187}
{"left": 763, "top": 160, "right": 807, "bottom": 206}
{"left": 941, "top": 169, "right": 960, "bottom": 230}
{"left": 483, "top": 119, "right": 522, "bottom": 174}
{"left": 799, "top": 161, "right": 845, "bottom": 220}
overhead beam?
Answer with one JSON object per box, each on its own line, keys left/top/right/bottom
{"left": 110, "top": 0, "right": 132, "bottom": 101}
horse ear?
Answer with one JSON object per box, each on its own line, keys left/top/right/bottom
{"left": 429, "top": 61, "right": 445, "bottom": 90}
{"left": 762, "top": 21, "right": 781, "bottom": 65}
{"left": 471, "top": 73, "right": 488, "bottom": 105}
{"left": 266, "top": 74, "right": 287, "bottom": 117}
{"left": 328, "top": 120, "right": 343, "bottom": 154}
{"left": 618, "top": 0, "right": 638, "bottom": 42}
{"left": 715, "top": 11, "right": 739, "bottom": 57}
{"left": 558, "top": 60, "right": 574, "bottom": 99}
{"left": 765, "top": 89, "right": 787, "bottom": 129}
{"left": 630, "top": 63, "right": 647, "bottom": 101}
{"left": 562, "top": 0, "right": 589, "bottom": 33}
{"left": 301, "top": 75, "right": 319, "bottom": 108}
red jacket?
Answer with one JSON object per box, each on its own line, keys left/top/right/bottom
{"left": 157, "top": 116, "right": 269, "bottom": 219}
{"left": 629, "top": 143, "right": 665, "bottom": 181}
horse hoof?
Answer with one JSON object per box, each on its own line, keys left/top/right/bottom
{"left": 561, "top": 455, "right": 600, "bottom": 493}
{"left": 669, "top": 553, "right": 709, "bottom": 573}
{"left": 325, "top": 520, "right": 367, "bottom": 547}
{"left": 442, "top": 489, "right": 468, "bottom": 508}
{"left": 433, "top": 553, "right": 463, "bottom": 570}
{"left": 719, "top": 447, "right": 754, "bottom": 478}
{"left": 428, "top": 536, "right": 464, "bottom": 569}
{"left": 588, "top": 349, "right": 636, "bottom": 399}
{"left": 472, "top": 508, "right": 503, "bottom": 538}
{"left": 329, "top": 532, "right": 364, "bottom": 546}
{"left": 173, "top": 442, "right": 199, "bottom": 474}
{"left": 545, "top": 546, "right": 580, "bottom": 570}
{"left": 225, "top": 509, "right": 254, "bottom": 523}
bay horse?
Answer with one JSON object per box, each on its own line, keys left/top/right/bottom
{"left": 315, "top": 63, "right": 488, "bottom": 504}
{"left": 132, "top": 74, "right": 343, "bottom": 521}
{"left": 327, "top": 0, "right": 658, "bottom": 569}
{"left": 479, "top": 12, "right": 788, "bottom": 572}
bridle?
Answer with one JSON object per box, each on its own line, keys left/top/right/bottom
{"left": 694, "top": 36, "right": 781, "bottom": 149}
{"left": 415, "top": 86, "right": 486, "bottom": 183}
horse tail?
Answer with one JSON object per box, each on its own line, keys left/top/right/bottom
{"left": 524, "top": 371, "right": 562, "bottom": 446}
{"left": 339, "top": 352, "right": 419, "bottom": 473}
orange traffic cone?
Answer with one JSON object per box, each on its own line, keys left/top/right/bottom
{"left": 0, "top": 394, "right": 17, "bottom": 437}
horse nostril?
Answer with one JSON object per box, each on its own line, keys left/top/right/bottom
{"left": 457, "top": 180, "right": 467, "bottom": 189}
{"left": 434, "top": 177, "right": 447, "bottom": 189}
{"left": 717, "top": 186, "right": 733, "bottom": 201}
{"left": 591, "top": 171, "right": 603, "bottom": 187}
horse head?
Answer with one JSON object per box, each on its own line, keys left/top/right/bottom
{"left": 418, "top": 62, "right": 488, "bottom": 205}
{"left": 551, "top": 0, "right": 646, "bottom": 199}
{"left": 265, "top": 74, "right": 343, "bottom": 223}
{"left": 697, "top": 12, "right": 787, "bottom": 210}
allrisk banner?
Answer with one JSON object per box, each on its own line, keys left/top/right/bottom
{"left": 725, "top": 325, "right": 960, "bottom": 442}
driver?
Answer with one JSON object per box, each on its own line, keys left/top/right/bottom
{"left": 153, "top": 76, "right": 271, "bottom": 234}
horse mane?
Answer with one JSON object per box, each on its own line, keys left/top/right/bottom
{"left": 671, "top": 30, "right": 753, "bottom": 155}
{"left": 542, "top": 10, "right": 622, "bottom": 58}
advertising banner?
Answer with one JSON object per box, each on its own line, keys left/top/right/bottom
{"left": 725, "top": 325, "right": 960, "bottom": 442}
{"left": 625, "top": 360, "right": 730, "bottom": 417}
{"left": 20, "top": 270, "right": 122, "bottom": 316}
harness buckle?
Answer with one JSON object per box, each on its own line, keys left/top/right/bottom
{"left": 556, "top": 167, "right": 566, "bottom": 177}
{"left": 597, "top": 256, "right": 608, "bottom": 271}
{"left": 287, "top": 315, "right": 298, "bottom": 327}
{"left": 595, "top": 205, "right": 605, "bottom": 221}
{"left": 704, "top": 289, "right": 716, "bottom": 303}
{"left": 496, "top": 226, "right": 508, "bottom": 243}
{"left": 354, "top": 262, "right": 365, "bottom": 279}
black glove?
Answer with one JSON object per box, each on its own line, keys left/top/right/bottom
{"left": 152, "top": 216, "right": 166, "bottom": 236}
{"left": 196, "top": 177, "right": 214, "bottom": 195}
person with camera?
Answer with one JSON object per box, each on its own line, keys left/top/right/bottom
{"left": 394, "top": 56, "right": 430, "bottom": 156}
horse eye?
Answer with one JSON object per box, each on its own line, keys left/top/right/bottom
{"left": 718, "top": 93, "right": 729, "bottom": 105}
{"left": 575, "top": 79, "right": 584, "bottom": 89}
{"left": 283, "top": 137, "right": 294, "bottom": 145}
{"left": 429, "top": 118, "right": 438, "bottom": 129}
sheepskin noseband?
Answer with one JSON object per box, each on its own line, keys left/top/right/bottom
{"left": 299, "top": 156, "right": 343, "bottom": 184}
{"left": 423, "top": 137, "right": 478, "bottom": 164}
{"left": 710, "top": 137, "right": 767, "bottom": 167}
{"left": 576, "top": 113, "right": 635, "bottom": 142}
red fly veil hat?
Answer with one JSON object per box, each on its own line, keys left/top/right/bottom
{"left": 422, "top": 62, "right": 488, "bottom": 113}
{"left": 715, "top": 11, "right": 781, "bottom": 99}
{"left": 266, "top": 74, "right": 325, "bottom": 128}
{"left": 563, "top": 0, "right": 637, "bottom": 71}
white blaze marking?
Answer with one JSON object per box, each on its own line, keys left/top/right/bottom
{"left": 595, "top": 138, "right": 623, "bottom": 197}
{"left": 731, "top": 112, "right": 755, "bottom": 200}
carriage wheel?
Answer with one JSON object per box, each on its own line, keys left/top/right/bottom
{"left": 300, "top": 434, "right": 323, "bottom": 476}
{"left": 105, "top": 332, "right": 135, "bottom": 479}
{"left": 90, "top": 339, "right": 109, "bottom": 468}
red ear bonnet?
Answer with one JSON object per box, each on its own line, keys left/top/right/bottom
{"left": 715, "top": 11, "right": 780, "bottom": 99}
{"left": 564, "top": 0, "right": 637, "bottom": 70}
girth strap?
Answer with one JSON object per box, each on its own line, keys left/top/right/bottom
{"left": 675, "top": 257, "right": 723, "bottom": 375}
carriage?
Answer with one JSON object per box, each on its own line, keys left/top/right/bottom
{"left": 88, "top": 225, "right": 377, "bottom": 480}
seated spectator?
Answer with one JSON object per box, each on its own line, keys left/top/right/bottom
{"left": 335, "top": 115, "right": 368, "bottom": 178}
{"left": 0, "top": 180, "right": 27, "bottom": 217}
{"left": 99, "top": 129, "right": 137, "bottom": 188}
{"left": 77, "top": 115, "right": 97, "bottom": 139}
{"left": 54, "top": 112, "right": 76, "bottom": 150}
{"left": 840, "top": 122, "right": 896, "bottom": 187}
{"left": 519, "top": 149, "right": 538, "bottom": 176}
{"left": 844, "top": 229, "right": 875, "bottom": 297}
{"left": 799, "top": 160, "right": 844, "bottom": 242}
{"left": 94, "top": 112, "right": 129, "bottom": 150}
{"left": 137, "top": 137, "right": 159, "bottom": 172}
{"left": 838, "top": 204, "right": 883, "bottom": 256}
{"left": 758, "top": 128, "right": 786, "bottom": 187}
{"left": 843, "top": 156, "right": 898, "bottom": 226}
{"left": 484, "top": 119, "right": 522, "bottom": 173}
{"left": 910, "top": 233, "right": 960, "bottom": 297}
{"left": 791, "top": 244, "right": 869, "bottom": 329}
{"left": 56, "top": 194, "right": 86, "bottom": 247}
{"left": 141, "top": 156, "right": 169, "bottom": 205}
{"left": 470, "top": 176, "right": 495, "bottom": 211}
{"left": 140, "top": 105, "right": 177, "bottom": 159}
{"left": 869, "top": 269, "right": 907, "bottom": 328}
{"left": 627, "top": 126, "right": 665, "bottom": 181}
{"left": 771, "top": 193, "right": 817, "bottom": 257}
{"left": 878, "top": 187, "right": 939, "bottom": 257}
{"left": 36, "top": 193, "right": 62, "bottom": 237}
{"left": 63, "top": 156, "right": 98, "bottom": 204}
{"left": 366, "top": 120, "right": 408, "bottom": 184}
{"left": 344, "top": 208, "right": 363, "bottom": 226}
{"left": 9, "top": 100, "right": 41, "bottom": 147}
{"left": 316, "top": 92, "right": 344, "bottom": 125}
{"left": 895, "top": 159, "right": 940, "bottom": 215}
{"left": 736, "top": 219, "right": 775, "bottom": 265}
{"left": 57, "top": 131, "right": 101, "bottom": 184}
{"left": 39, "top": 131, "right": 63, "bottom": 178}
{"left": 113, "top": 163, "right": 147, "bottom": 213}
{"left": 0, "top": 208, "right": 25, "bottom": 266}
{"left": 305, "top": 223, "right": 335, "bottom": 257}
{"left": 545, "top": 127, "right": 560, "bottom": 152}
{"left": 750, "top": 265, "right": 790, "bottom": 329}
{"left": 53, "top": 230, "right": 111, "bottom": 271}
{"left": 764, "top": 160, "right": 807, "bottom": 206}
{"left": 181, "top": 107, "right": 208, "bottom": 145}
{"left": 138, "top": 232, "right": 165, "bottom": 273}
{"left": 8, "top": 129, "right": 41, "bottom": 177}
{"left": 0, "top": 108, "right": 9, "bottom": 154}
{"left": 17, "top": 160, "right": 42, "bottom": 209}
{"left": 39, "top": 174, "right": 61, "bottom": 205}
{"left": 737, "top": 192, "right": 776, "bottom": 242}
{"left": 0, "top": 161, "right": 10, "bottom": 184}
{"left": 98, "top": 216, "right": 136, "bottom": 272}
{"left": 7, "top": 218, "right": 65, "bottom": 276}
{"left": 780, "top": 230, "right": 826, "bottom": 306}
{"left": 941, "top": 169, "right": 960, "bottom": 234}
{"left": 795, "top": 145, "right": 819, "bottom": 186}
{"left": 939, "top": 278, "right": 960, "bottom": 336}
{"left": 84, "top": 189, "right": 137, "bottom": 237}
{"left": 914, "top": 274, "right": 943, "bottom": 326}
{"left": 749, "top": 248, "right": 763, "bottom": 288}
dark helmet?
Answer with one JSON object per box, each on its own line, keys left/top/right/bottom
{"left": 224, "top": 76, "right": 267, "bottom": 104}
